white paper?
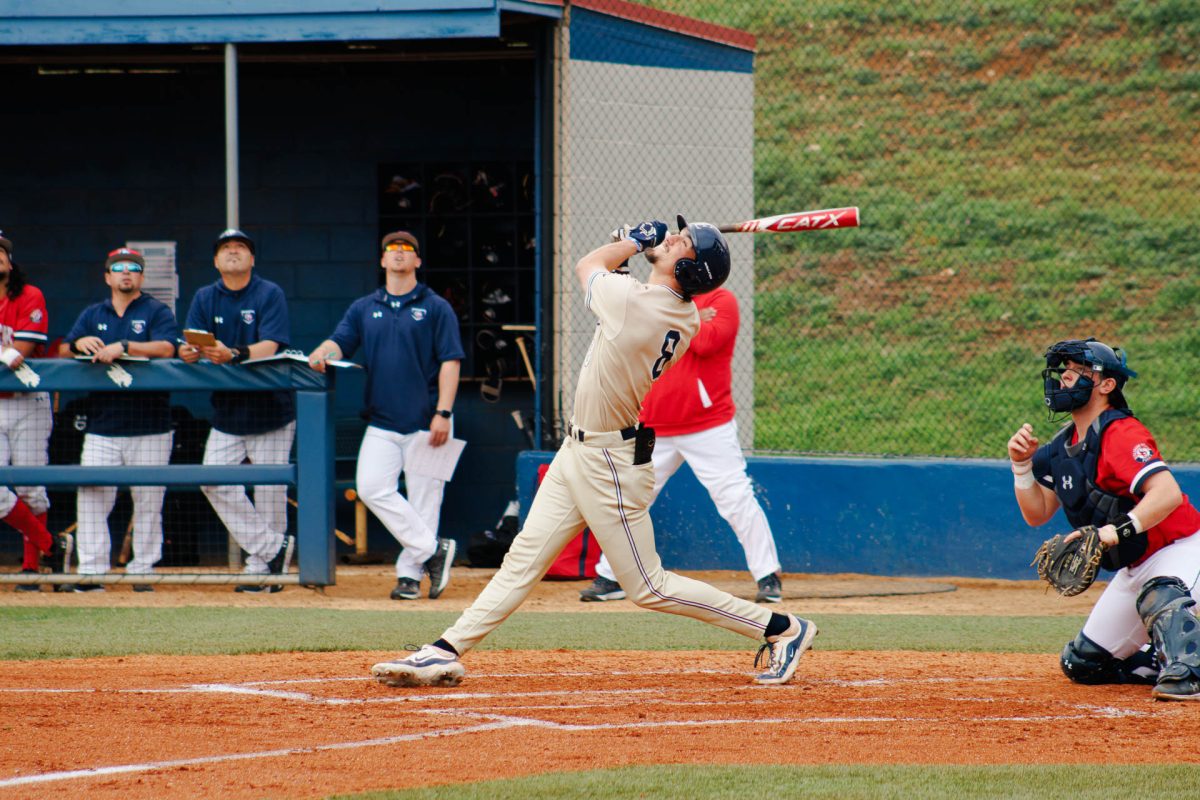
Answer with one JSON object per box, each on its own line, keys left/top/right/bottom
{"left": 242, "top": 349, "right": 360, "bottom": 369}
{"left": 404, "top": 432, "right": 466, "bottom": 482}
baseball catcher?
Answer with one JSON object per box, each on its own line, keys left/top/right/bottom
{"left": 1009, "top": 338, "right": 1200, "bottom": 700}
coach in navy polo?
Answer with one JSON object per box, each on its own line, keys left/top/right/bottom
{"left": 61, "top": 247, "right": 180, "bottom": 587}
{"left": 308, "top": 230, "right": 464, "bottom": 601}
{"left": 180, "top": 229, "right": 295, "bottom": 591}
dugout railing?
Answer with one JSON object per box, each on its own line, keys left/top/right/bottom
{"left": 0, "top": 358, "right": 336, "bottom": 589}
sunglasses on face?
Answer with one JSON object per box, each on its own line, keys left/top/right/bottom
{"left": 384, "top": 242, "right": 417, "bottom": 253}
{"left": 108, "top": 263, "right": 144, "bottom": 273}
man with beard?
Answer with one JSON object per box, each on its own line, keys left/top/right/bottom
{"left": 60, "top": 247, "right": 180, "bottom": 589}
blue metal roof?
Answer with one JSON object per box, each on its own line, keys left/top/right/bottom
{"left": 0, "top": 1, "right": 564, "bottom": 45}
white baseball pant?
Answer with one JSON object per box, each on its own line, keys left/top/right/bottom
{"left": 442, "top": 432, "right": 774, "bottom": 655}
{"left": 355, "top": 425, "right": 445, "bottom": 581}
{"left": 76, "top": 432, "right": 173, "bottom": 575}
{"left": 0, "top": 392, "right": 51, "bottom": 516}
{"left": 596, "top": 420, "right": 781, "bottom": 583}
{"left": 1082, "top": 530, "right": 1200, "bottom": 659}
{"left": 201, "top": 421, "right": 295, "bottom": 574}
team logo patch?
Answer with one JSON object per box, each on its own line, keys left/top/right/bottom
{"left": 1132, "top": 443, "right": 1153, "bottom": 463}
{"left": 131, "top": 320, "right": 145, "bottom": 334}
{"left": 29, "top": 310, "right": 42, "bottom": 323}
{"left": 241, "top": 310, "right": 255, "bottom": 324}
{"left": 411, "top": 307, "right": 427, "bottom": 321}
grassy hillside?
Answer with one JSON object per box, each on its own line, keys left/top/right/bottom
{"left": 643, "top": 0, "right": 1200, "bottom": 457}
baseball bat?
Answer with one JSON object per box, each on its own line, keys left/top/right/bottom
{"left": 717, "top": 206, "right": 859, "bottom": 234}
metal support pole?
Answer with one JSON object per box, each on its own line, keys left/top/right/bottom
{"left": 224, "top": 42, "right": 240, "bottom": 230}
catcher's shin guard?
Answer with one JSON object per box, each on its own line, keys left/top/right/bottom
{"left": 1060, "top": 631, "right": 1158, "bottom": 685}
{"left": 1136, "top": 576, "right": 1200, "bottom": 701}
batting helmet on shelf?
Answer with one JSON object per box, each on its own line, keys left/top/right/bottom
{"left": 674, "top": 215, "right": 730, "bottom": 298}
{"left": 1043, "top": 337, "right": 1136, "bottom": 412}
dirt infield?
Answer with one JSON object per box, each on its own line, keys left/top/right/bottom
{"left": 0, "top": 570, "right": 1126, "bottom": 798}
{"left": 3, "top": 649, "right": 1197, "bottom": 799}
{"left": 1, "top": 566, "right": 1099, "bottom": 616}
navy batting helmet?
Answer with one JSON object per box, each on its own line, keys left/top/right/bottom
{"left": 674, "top": 215, "right": 730, "bottom": 298}
{"left": 1043, "top": 337, "right": 1136, "bottom": 412}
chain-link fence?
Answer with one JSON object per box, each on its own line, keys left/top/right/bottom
{"left": 552, "top": 0, "right": 1200, "bottom": 460}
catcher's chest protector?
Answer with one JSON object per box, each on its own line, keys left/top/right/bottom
{"left": 1046, "top": 409, "right": 1135, "bottom": 530}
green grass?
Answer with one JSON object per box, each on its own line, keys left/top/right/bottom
{"left": 635, "top": 0, "right": 1200, "bottom": 458}
{"left": 330, "top": 764, "right": 1200, "bottom": 800}
{"left": 0, "top": 607, "right": 1083, "bottom": 659}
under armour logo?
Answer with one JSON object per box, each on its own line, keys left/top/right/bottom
{"left": 214, "top": 316, "right": 224, "bottom": 324}
{"left": 1062, "top": 475, "right": 1073, "bottom": 490}
{"left": 97, "top": 323, "right": 108, "bottom": 331}
{"left": 372, "top": 311, "right": 383, "bottom": 318}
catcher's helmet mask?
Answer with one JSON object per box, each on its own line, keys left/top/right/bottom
{"left": 1043, "top": 338, "right": 1136, "bottom": 414}
{"left": 673, "top": 215, "right": 730, "bottom": 299}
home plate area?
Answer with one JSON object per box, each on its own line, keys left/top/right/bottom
{"left": 1, "top": 650, "right": 1197, "bottom": 799}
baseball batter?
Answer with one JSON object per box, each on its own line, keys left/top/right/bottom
{"left": 1009, "top": 338, "right": 1200, "bottom": 700}
{"left": 372, "top": 217, "right": 817, "bottom": 688}
{"left": 583, "top": 286, "right": 784, "bottom": 603}
{"left": 0, "top": 231, "right": 63, "bottom": 590}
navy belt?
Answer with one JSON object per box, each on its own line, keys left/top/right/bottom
{"left": 570, "top": 424, "right": 637, "bottom": 443}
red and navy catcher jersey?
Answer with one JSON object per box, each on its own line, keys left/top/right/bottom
{"left": 1034, "top": 413, "right": 1200, "bottom": 567}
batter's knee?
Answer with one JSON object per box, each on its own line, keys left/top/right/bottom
{"left": 1060, "top": 631, "right": 1157, "bottom": 685}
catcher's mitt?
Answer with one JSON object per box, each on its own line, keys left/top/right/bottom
{"left": 1031, "top": 525, "right": 1105, "bottom": 597}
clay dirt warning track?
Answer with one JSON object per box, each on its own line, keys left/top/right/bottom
{"left": 3, "top": 649, "right": 1199, "bottom": 799}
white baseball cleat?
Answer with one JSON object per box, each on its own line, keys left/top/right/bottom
{"left": 753, "top": 615, "right": 818, "bottom": 686}
{"left": 372, "top": 644, "right": 465, "bottom": 687}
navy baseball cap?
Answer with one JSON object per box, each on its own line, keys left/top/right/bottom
{"left": 214, "top": 228, "right": 255, "bottom": 255}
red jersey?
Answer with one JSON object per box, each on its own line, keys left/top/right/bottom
{"left": 0, "top": 284, "right": 49, "bottom": 356}
{"left": 639, "top": 287, "right": 737, "bottom": 436}
{"left": 1076, "top": 416, "right": 1200, "bottom": 565}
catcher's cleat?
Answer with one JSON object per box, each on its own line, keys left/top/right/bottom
{"left": 372, "top": 644, "right": 464, "bottom": 687}
{"left": 755, "top": 573, "right": 783, "bottom": 603}
{"left": 579, "top": 576, "right": 625, "bottom": 602}
{"left": 754, "top": 615, "right": 817, "bottom": 686}
{"left": 390, "top": 577, "right": 420, "bottom": 600}
{"left": 425, "top": 538, "right": 456, "bottom": 599}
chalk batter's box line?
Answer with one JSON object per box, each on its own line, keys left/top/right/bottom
{"left": 0, "top": 672, "right": 1159, "bottom": 792}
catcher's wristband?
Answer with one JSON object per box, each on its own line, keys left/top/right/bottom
{"left": 1011, "top": 459, "right": 1035, "bottom": 490}
{"left": 1114, "top": 511, "right": 1144, "bottom": 539}
{"left": 0, "top": 347, "right": 20, "bottom": 367}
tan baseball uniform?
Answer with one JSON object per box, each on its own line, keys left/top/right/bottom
{"left": 441, "top": 271, "right": 775, "bottom": 654}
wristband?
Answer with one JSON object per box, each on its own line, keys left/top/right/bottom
{"left": 1013, "top": 471, "right": 1035, "bottom": 490}
{"left": 230, "top": 348, "right": 247, "bottom": 365}
{"left": 0, "top": 347, "right": 19, "bottom": 367}
{"left": 119, "top": 340, "right": 130, "bottom": 354}
{"left": 1011, "top": 459, "right": 1033, "bottom": 475}
{"left": 1114, "top": 512, "right": 1144, "bottom": 539}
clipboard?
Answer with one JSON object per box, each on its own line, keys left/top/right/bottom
{"left": 183, "top": 329, "right": 216, "bottom": 347}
